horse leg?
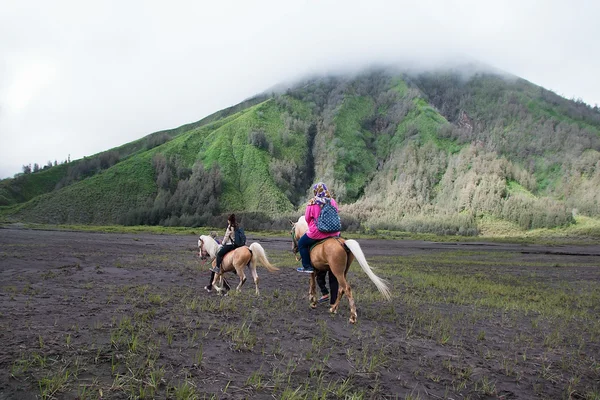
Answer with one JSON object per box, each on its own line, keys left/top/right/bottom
{"left": 248, "top": 262, "right": 260, "bottom": 295}
{"left": 329, "top": 258, "right": 346, "bottom": 315}
{"left": 343, "top": 252, "right": 357, "bottom": 323}
{"left": 330, "top": 256, "right": 357, "bottom": 323}
{"left": 330, "top": 274, "right": 357, "bottom": 323}
{"left": 213, "top": 273, "right": 225, "bottom": 295}
{"left": 223, "top": 277, "right": 231, "bottom": 291}
{"left": 344, "top": 283, "right": 357, "bottom": 324}
{"left": 211, "top": 257, "right": 227, "bottom": 295}
{"left": 235, "top": 265, "right": 247, "bottom": 292}
{"left": 309, "top": 273, "right": 317, "bottom": 309}
{"left": 210, "top": 260, "right": 219, "bottom": 291}
{"left": 344, "top": 253, "right": 358, "bottom": 324}
{"left": 329, "top": 272, "right": 344, "bottom": 314}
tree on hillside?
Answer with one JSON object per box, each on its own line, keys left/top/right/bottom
{"left": 55, "top": 151, "right": 121, "bottom": 190}
{"left": 123, "top": 155, "right": 222, "bottom": 227}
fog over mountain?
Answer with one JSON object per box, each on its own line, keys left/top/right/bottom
{"left": 1, "top": 0, "right": 599, "bottom": 179}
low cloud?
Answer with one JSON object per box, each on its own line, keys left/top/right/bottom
{"left": 1, "top": 0, "right": 598, "bottom": 179}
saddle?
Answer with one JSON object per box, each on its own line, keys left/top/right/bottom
{"left": 309, "top": 235, "right": 342, "bottom": 252}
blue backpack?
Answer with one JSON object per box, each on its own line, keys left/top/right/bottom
{"left": 234, "top": 227, "right": 246, "bottom": 247}
{"left": 316, "top": 199, "right": 341, "bottom": 233}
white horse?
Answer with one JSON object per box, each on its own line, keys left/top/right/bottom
{"left": 198, "top": 235, "right": 278, "bottom": 295}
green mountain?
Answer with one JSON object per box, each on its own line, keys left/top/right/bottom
{"left": 2, "top": 65, "right": 599, "bottom": 234}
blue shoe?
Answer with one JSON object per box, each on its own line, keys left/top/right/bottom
{"left": 297, "top": 266, "right": 315, "bottom": 273}
{"left": 210, "top": 266, "right": 220, "bottom": 273}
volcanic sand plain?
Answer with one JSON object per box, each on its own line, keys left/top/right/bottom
{"left": 1, "top": 227, "right": 599, "bottom": 399}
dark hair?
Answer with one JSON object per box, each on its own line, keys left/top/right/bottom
{"left": 228, "top": 214, "right": 238, "bottom": 228}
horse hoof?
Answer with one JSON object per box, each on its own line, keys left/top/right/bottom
{"left": 349, "top": 315, "right": 357, "bottom": 324}
{"left": 310, "top": 303, "right": 317, "bottom": 309}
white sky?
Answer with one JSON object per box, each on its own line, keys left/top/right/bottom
{"left": 1, "top": 0, "right": 599, "bottom": 179}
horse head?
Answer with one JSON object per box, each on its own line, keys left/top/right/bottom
{"left": 290, "top": 222, "right": 298, "bottom": 255}
{"left": 198, "top": 235, "right": 215, "bottom": 260}
{"left": 290, "top": 216, "right": 308, "bottom": 257}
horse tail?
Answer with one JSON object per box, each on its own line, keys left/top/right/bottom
{"left": 344, "top": 239, "right": 391, "bottom": 301}
{"left": 248, "top": 243, "right": 279, "bottom": 272}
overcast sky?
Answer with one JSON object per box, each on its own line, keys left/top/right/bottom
{"left": 1, "top": 0, "right": 599, "bottom": 179}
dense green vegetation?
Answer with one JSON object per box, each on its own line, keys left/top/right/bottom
{"left": 2, "top": 65, "right": 600, "bottom": 236}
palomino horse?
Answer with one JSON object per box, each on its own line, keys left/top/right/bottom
{"left": 291, "top": 216, "right": 391, "bottom": 323}
{"left": 198, "top": 235, "right": 278, "bottom": 295}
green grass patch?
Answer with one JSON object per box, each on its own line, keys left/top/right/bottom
{"left": 506, "top": 180, "right": 536, "bottom": 198}
{"left": 392, "top": 96, "right": 463, "bottom": 154}
{"left": 379, "top": 251, "right": 600, "bottom": 320}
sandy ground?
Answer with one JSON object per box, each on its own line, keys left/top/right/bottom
{"left": 1, "top": 227, "right": 599, "bottom": 399}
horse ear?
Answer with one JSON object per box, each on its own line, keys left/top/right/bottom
{"left": 289, "top": 219, "right": 295, "bottom": 226}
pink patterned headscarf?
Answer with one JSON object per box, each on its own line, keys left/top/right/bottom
{"left": 309, "top": 182, "right": 332, "bottom": 206}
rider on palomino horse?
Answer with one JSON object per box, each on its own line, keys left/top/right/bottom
{"left": 296, "top": 182, "right": 341, "bottom": 274}
{"left": 210, "top": 214, "right": 238, "bottom": 275}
